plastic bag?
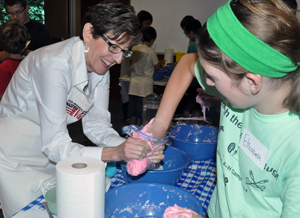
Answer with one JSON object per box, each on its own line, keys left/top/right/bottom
{"left": 122, "top": 125, "right": 169, "bottom": 176}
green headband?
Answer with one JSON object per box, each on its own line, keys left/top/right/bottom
{"left": 207, "top": 1, "right": 297, "bottom": 78}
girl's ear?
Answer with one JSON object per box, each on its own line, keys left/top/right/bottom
{"left": 245, "top": 73, "right": 262, "bottom": 95}
{"left": 82, "top": 23, "right": 93, "bottom": 43}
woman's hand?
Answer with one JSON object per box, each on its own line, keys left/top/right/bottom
{"left": 116, "top": 137, "right": 150, "bottom": 161}
{"left": 113, "top": 136, "right": 164, "bottom": 162}
{"left": 101, "top": 138, "right": 148, "bottom": 162}
{"left": 102, "top": 134, "right": 166, "bottom": 163}
{"left": 114, "top": 137, "right": 165, "bottom": 163}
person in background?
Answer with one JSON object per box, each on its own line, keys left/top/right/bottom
{"left": 185, "top": 19, "right": 202, "bottom": 54}
{"left": 0, "top": 20, "right": 29, "bottom": 99}
{"left": 0, "top": 0, "right": 52, "bottom": 62}
{"left": 184, "top": 18, "right": 221, "bottom": 126}
{"left": 137, "top": 10, "right": 153, "bottom": 29}
{"left": 180, "top": 15, "right": 195, "bottom": 48}
{"left": 120, "top": 11, "right": 152, "bottom": 123}
{"left": 120, "top": 57, "right": 131, "bottom": 124}
{"left": 149, "top": 0, "right": 300, "bottom": 217}
{"left": 0, "top": 1, "right": 164, "bottom": 217}
{"left": 128, "top": 26, "right": 159, "bottom": 125}
{"left": 179, "top": 18, "right": 203, "bottom": 118}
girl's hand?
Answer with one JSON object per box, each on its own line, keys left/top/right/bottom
{"left": 149, "top": 144, "right": 165, "bottom": 163}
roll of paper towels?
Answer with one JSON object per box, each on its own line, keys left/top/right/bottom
{"left": 164, "top": 48, "right": 174, "bottom": 64}
{"left": 56, "top": 157, "right": 105, "bottom": 218}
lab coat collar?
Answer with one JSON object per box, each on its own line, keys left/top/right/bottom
{"left": 71, "top": 38, "right": 89, "bottom": 90}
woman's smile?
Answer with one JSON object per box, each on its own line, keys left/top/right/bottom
{"left": 100, "top": 56, "right": 115, "bottom": 68}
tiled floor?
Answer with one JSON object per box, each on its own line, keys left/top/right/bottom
{"left": 0, "top": 100, "right": 125, "bottom": 218}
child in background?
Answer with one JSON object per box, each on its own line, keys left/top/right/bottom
{"left": 137, "top": 10, "right": 153, "bottom": 29}
{"left": 120, "top": 58, "right": 131, "bottom": 124}
{"left": 180, "top": 18, "right": 203, "bottom": 118}
{"left": 178, "top": 16, "right": 201, "bottom": 117}
{"left": 149, "top": 0, "right": 300, "bottom": 217}
{"left": 0, "top": 20, "right": 29, "bottom": 99}
{"left": 185, "top": 19, "right": 202, "bottom": 54}
{"left": 128, "top": 26, "right": 160, "bottom": 125}
{"left": 180, "top": 15, "right": 195, "bottom": 48}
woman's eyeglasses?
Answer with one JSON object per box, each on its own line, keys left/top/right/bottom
{"left": 6, "top": 7, "right": 25, "bottom": 17}
{"left": 100, "top": 34, "right": 133, "bottom": 58}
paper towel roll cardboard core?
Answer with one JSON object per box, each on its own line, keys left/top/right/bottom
{"left": 72, "top": 163, "right": 87, "bottom": 169}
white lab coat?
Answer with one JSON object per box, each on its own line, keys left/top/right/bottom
{"left": 0, "top": 37, "right": 125, "bottom": 217}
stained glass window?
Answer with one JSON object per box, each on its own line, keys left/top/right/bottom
{"left": 0, "top": 0, "right": 45, "bottom": 25}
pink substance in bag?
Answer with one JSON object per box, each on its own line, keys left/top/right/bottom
{"left": 163, "top": 204, "right": 198, "bottom": 218}
{"left": 126, "top": 119, "right": 161, "bottom": 176}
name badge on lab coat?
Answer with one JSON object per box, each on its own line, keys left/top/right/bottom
{"left": 66, "top": 86, "right": 94, "bottom": 123}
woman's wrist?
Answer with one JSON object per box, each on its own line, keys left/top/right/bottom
{"left": 101, "top": 146, "right": 121, "bottom": 162}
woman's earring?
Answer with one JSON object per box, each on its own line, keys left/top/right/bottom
{"left": 84, "top": 42, "right": 89, "bottom": 53}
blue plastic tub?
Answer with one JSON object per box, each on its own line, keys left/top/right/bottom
{"left": 105, "top": 183, "right": 203, "bottom": 218}
{"left": 153, "top": 69, "right": 167, "bottom": 81}
{"left": 121, "top": 145, "right": 190, "bottom": 185}
{"left": 170, "top": 124, "right": 218, "bottom": 160}
{"left": 163, "top": 64, "right": 175, "bottom": 77}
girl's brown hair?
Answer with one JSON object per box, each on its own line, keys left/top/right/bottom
{"left": 198, "top": 0, "right": 300, "bottom": 115}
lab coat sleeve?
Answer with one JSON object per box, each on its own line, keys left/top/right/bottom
{"left": 82, "top": 72, "right": 126, "bottom": 147}
{"left": 30, "top": 57, "right": 102, "bottom": 163}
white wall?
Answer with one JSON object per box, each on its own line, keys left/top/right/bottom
{"left": 132, "top": 0, "right": 300, "bottom": 54}
{"left": 131, "top": 0, "right": 228, "bottom": 54}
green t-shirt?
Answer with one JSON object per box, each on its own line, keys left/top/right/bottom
{"left": 194, "top": 59, "right": 300, "bottom": 218}
{"left": 187, "top": 41, "right": 198, "bottom": 54}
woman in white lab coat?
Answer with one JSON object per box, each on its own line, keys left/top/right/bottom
{"left": 0, "top": 1, "right": 165, "bottom": 217}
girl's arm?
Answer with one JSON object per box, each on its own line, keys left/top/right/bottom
{"left": 147, "top": 53, "right": 199, "bottom": 138}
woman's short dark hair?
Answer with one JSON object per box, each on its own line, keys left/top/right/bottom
{"left": 142, "top": 26, "right": 157, "bottom": 42}
{"left": 4, "top": 0, "right": 26, "bottom": 8}
{"left": 80, "top": 0, "right": 142, "bottom": 48}
{"left": 137, "top": 10, "right": 153, "bottom": 25}
{"left": 1, "top": 20, "right": 29, "bottom": 54}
